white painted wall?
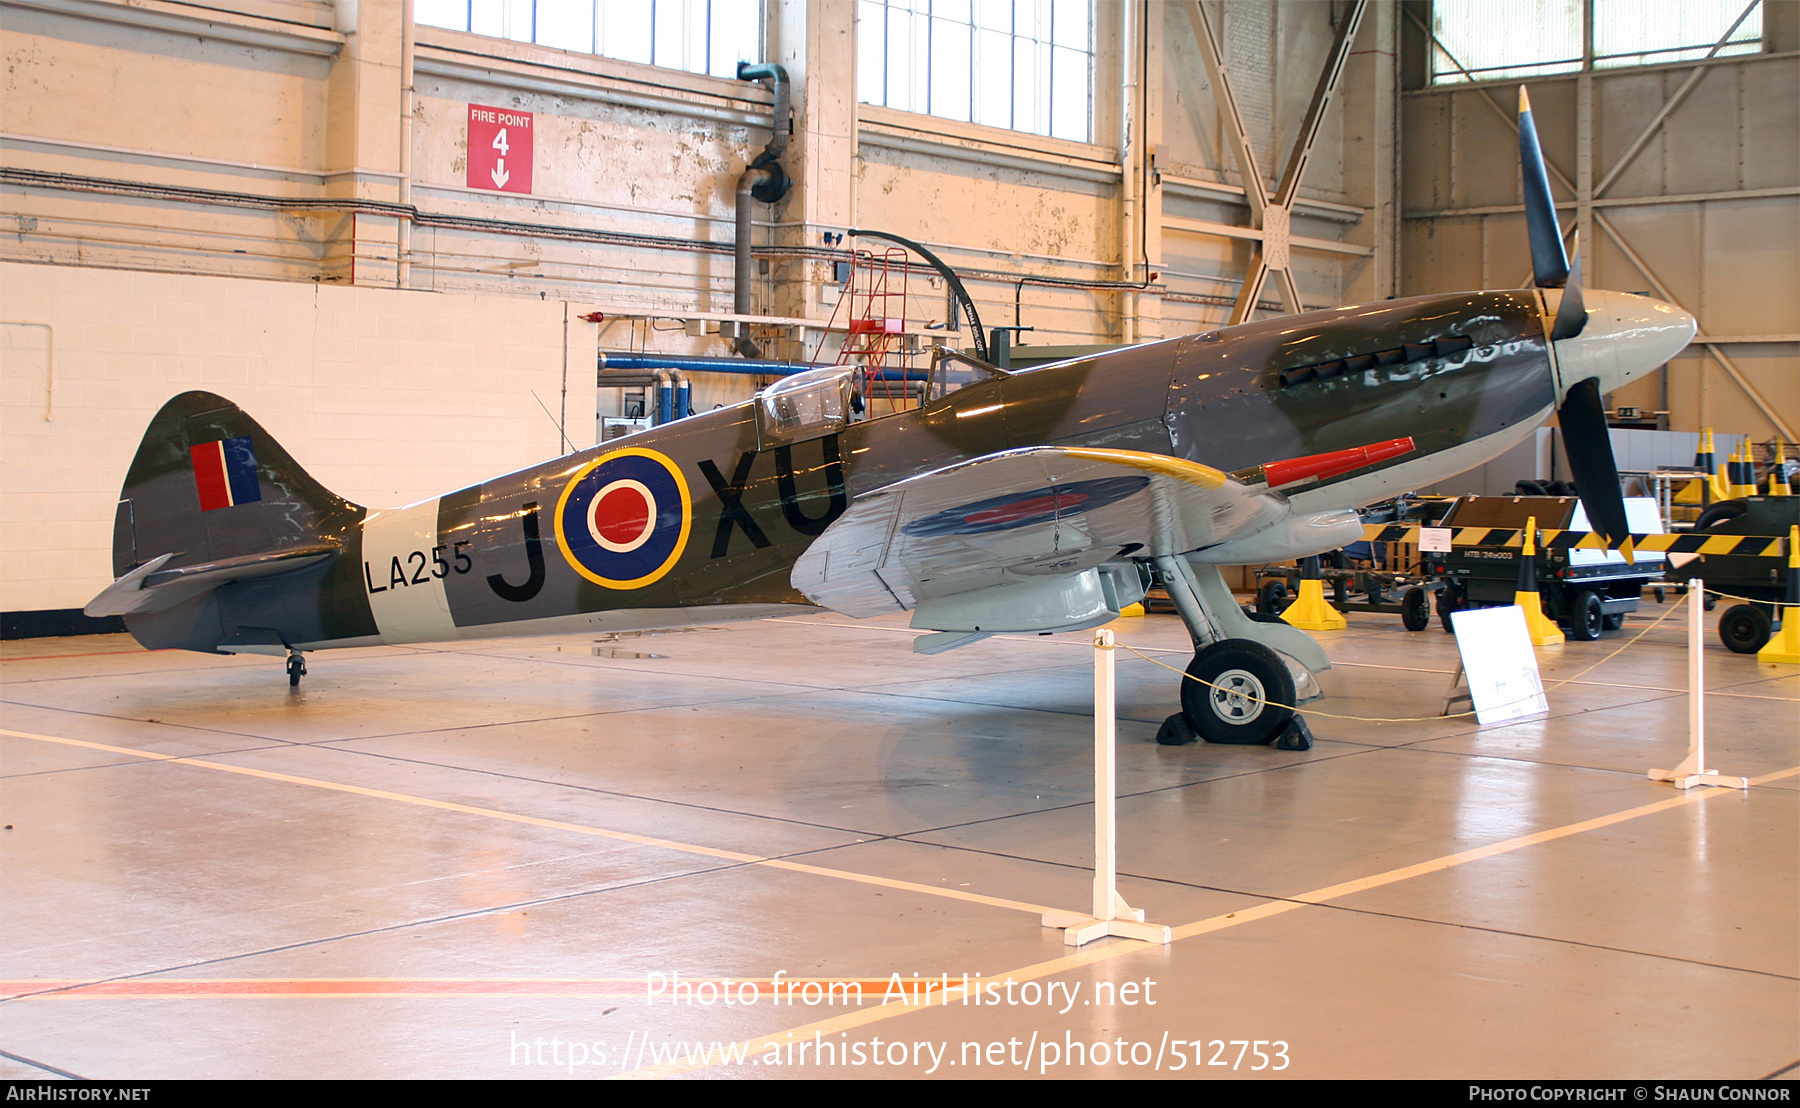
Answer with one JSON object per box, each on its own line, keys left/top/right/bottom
{"left": 0, "top": 0, "right": 1390, "bottom": 622}
{"left": 0, "top": 261, "right": 597, "bottom": 612}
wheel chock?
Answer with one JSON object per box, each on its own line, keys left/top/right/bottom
{"left": 1155, "top": 712, "right": 1198, "bottom": 746}
{"left": 1274, "top": 714, "right": 1314, "bottom": 751}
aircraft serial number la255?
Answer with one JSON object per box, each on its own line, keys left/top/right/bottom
{"left": 88, "top": 92, "right": 1695, "bottom": 745}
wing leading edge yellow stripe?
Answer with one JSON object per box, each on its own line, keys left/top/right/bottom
{"left": 1059, "top": 447, "right": 1230, "bottom": 490}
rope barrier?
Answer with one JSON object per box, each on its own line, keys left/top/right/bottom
{"left": 1106, "top": 594, "right": 1697, "bottom": 724}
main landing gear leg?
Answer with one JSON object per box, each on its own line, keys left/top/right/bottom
{"left": 286, "top": 649, "right": 307, "bottom": 688}
{"left": 1151, "top": 556, "right": 1326, "bottom": 751}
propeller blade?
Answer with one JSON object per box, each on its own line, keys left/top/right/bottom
{"left": 1558, "top": 377, "right": 1630, "bottom": 547}
{"left": 1518, "top": 87, "right": 1570, "bottom": 289}
{"left": 1550, "top": 239, "right": 1587, "bottom": 341}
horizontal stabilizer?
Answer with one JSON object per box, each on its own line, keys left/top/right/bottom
{"left": 85, "top": 545, "right": 338, "bottom": 617}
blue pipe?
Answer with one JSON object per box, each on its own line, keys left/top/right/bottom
{"left": 599, "top": 352, "right": 831, "bottom": 375}
{"left": 676, "top": 378, "right": 691, "bottom": 419}
{"left": 598, "top": 353, "right": 932, "bottom": 384}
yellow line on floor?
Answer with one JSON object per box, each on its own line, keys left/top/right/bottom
{"left": 614, "top": 764, "right": 1800, "bottom": 1079}
{"left": 0, "top": 727, "right": 1052, "bottom": 918}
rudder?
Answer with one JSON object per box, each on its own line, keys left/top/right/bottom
{"left": 103, "top": 392, "right": 377, "bottom": 652}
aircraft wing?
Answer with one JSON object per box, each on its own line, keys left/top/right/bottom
{"left": 790, "top": 446, "right": 1287, "bottom": 617}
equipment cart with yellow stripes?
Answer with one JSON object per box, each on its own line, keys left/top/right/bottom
{"left": 1662, "top": 496, "right": 1799, "bottom": 653}
{"left": 1420, "top": 496, "right": 1668, "bottom": 640}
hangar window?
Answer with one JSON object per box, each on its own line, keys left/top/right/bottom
{"left": 416, "top": 0, "right": 763, "bottom": 80}
{"left": 1428, "top": 0, "right": 1761, "bottom": 85}
{"left": 857, "top": 0, "right": 1094, "bottom": 144}
{"left": 1591, "top": 0, "right": 1762, "bottom": 69}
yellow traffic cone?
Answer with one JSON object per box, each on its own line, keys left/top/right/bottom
{"left": 1281, "top": 556, "right": 1347, "bottom": 631}
{"left": 1515, "top": 515, "right": 1565, "bottom": 646}
{"left": 1769, "top": 441, "right": 1790, "bottom": 497}
{"left": 1728, "top": 436, "right": 1758, "bottom": 498}
{"left": 1677, "top": 428, "right": 1716, "bottom": 503}
{"left": 1710, "top": 430, "right": 1734, "bottom": 501}
{"left": 1756, "top": 525, "right": 1800, "bottom": 666}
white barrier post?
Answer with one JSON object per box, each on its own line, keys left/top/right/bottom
{"left": 1041, "top": 629, "right": 1172, "bottom": 947}
{"left": 1649, "top": 580, "right": 1747, "bottom": 790}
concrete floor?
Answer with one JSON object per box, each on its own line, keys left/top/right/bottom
{"left": 1, "top": 601, "right": 1795, "bottom": 1080}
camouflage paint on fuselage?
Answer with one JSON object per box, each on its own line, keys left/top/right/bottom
{"left": 389, "top": 290, "right": 1555, "bottom": 646}
{"left": 111, "top": 289, "right": 1562, "bottom": 653}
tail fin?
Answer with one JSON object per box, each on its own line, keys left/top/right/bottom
{"left": 113, "top": 391, "right": 362, "bottom": 574}
{"left": 96, "top": 392, "right": 374, "bottom": 651}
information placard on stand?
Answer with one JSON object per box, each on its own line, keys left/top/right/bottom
{"left": 1450, "top": 606, "right": 1550, "bottom": 725}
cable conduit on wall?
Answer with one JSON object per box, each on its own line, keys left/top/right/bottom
{"left": 3, "top": 167, "right": 1222, "bottom": 298}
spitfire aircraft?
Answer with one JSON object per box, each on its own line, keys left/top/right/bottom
{"left": 87, "top": 91, "right": 1695, "bottom": 745}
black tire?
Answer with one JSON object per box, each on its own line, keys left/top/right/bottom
{"left": 1180, "top": 639, "right": 1296, "bottom": 746}
{"left": 1255, "top": 579, "right": 1289, "bottom": 616}
{"left": 1436, "top": 581, "right": 1464, "bottom": 633}
{"left": 1601, "top": 612, "right": 1625, "bottom": 632}
{"left": 1514, "top": 479, "right": 1550, "bottom": 496}
{"left": 1694, "top": 499, "right": 1748, "bottom": 531}
{"left": 1719, "top": 604, "right": 1771, "bottom": 654}
{"left": 1566, "top": 590, "right": 1604, "bottom": 641}
{"left": 1401, "top": 586, "right": 1431, "bottom": 632}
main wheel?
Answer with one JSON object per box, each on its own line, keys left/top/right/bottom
{"left": 1401, "top": 586, "right": 1431, "bottom": 632}
{"left": 1566, "top": 590, "right": 1604, "bottom": 641}
{"left": 1719, "top": 604, "right": 1771, "bottom": 654}
{"left": 1180, "top": 639, "right": 1296, "bottom": 746}
{"left": 1255, "top": 579, "right": 1289, "bottom": 616}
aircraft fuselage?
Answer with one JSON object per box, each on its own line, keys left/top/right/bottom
{"left": 118, "top": 287, "right": 1668, "bottom": 655}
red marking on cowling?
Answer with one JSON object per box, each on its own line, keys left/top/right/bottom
{"left": 1263, "top": 437, "right": 1416, "bottom": 487}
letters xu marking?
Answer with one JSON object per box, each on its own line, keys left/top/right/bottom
{"left": 554, "top": 448, "right": 692, "bottom": 589}
{"left": 700, "top": 435, "right": 849, "bottom": 558}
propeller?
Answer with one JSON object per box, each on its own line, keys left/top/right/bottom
{"left": 1519, "top": 87, "right": 1629, "bottom": 549}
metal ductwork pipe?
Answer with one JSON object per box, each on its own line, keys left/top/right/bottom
{"left": 732, "top": 62, "right": 792, "bottom": 359}
{"left": 653, "top": 368, "right": 673, "bottom": 426}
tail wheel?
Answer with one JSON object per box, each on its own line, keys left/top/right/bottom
{"left": 1180, "top": 639, "right": 1296, "bottom": 746}
{"left": 286, "top": 652, "right": 307, "bottom": 687}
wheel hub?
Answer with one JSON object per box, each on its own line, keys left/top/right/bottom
{"left": 1209, "top": 668, "right": 1266, "bottom": 724}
